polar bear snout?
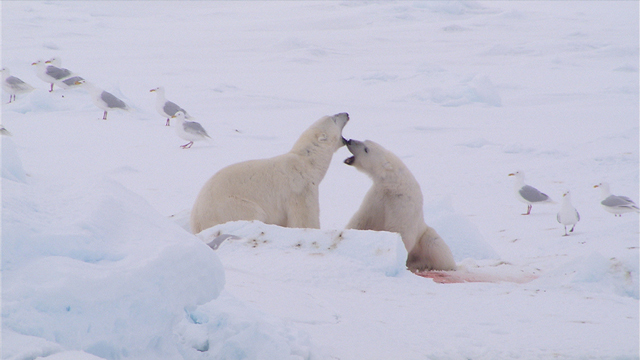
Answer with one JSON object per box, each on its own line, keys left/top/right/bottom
{"left": 333, "top": 113, "right": 350, "bottom": 146}
{"left": 344, "top": 139, "right": 364, "bottom": 165}
{"left": 332, "top": 112, "right": 349, "bottom": 128}
{"left": 345, "top": 139, "right": 365, "bottom": 153}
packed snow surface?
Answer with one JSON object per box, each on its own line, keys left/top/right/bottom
{"left": 2, "top": 1, "right": 638, "bottom": 360}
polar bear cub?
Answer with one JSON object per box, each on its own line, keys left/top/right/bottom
{"left": 344, "top": 139, "right": 456, "bottom": 272}
{"left": 190, "top": 113, "right": 349, "bottom": 234}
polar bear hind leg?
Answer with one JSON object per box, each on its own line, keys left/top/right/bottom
{"left": 191, "top": 196, "right": 269, "bottom": 234}
{"left": 407, "top": 226, "right": 457, "bottom": 271}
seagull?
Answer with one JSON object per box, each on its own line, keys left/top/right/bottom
{"left": 1, "top": 68, "right": 35, "bottom": 103}
{"left": 75, "top": 79, "right": 130, "bottom": 120}
{"left": 171, "top": 111, "right": 210, "bottom": 149}
{"left": 45, "top": 57, "right": 84, "bottom": 89}
{"left": 31, "top": 59, "right": 73, "bottom": 92}
{"left": 557, "top": 190, "right": 580, "bottom": 236}
{"left": 594, "top": 182, "right": 639, "bottom": 217}
{"left": 150, "top": 86, "right": 191, "bottom": 126}
{"left": 508, "top": 170, "right": 554, "bottom": 215}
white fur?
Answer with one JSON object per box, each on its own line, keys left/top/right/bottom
{"left": 190, "top": 113, "right": 349, "bottom": 234}
{"left": 344, "top": 140, "right": 456, "bottom": 271}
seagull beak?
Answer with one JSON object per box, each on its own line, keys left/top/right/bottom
{"left": 150, "top": 89, "right": 156, "bottom": 92}
{"left": 593, "top": 184, "right": 599, "bottom": 188}
{"left": 508, "top": 173, "right": 515, "bottom": 176}
{"left": 31, "top": 62, "right": 37, "bottom": 66}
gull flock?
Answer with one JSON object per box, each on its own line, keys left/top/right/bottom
{"left": 2, "top": 57, "right": 638, "bottom": 238}
{"left": 3, "top": 57, "right": 211, "bottom": 147}
{"left": 508, "top": 170, "right": 638, "bottom": 236}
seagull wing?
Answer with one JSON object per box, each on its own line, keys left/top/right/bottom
{"left": 184, "top": 121, "right": 210, "bottom": 138}
{"left": 163, "top": 101, "right": 187, "bottom": 117}
{"left": 101, "top": 91, "right": 128, "bottom": 109}
{"left": 60, "top": 76, "right": 85, "bottom": 87}
{"left": 602, "top": 195, "right": 634, "bottom": 207}
{"left": 6, "top": 76, "right": 26, "bottom": 86}
{"left": 519, "top": 185, "right": 550, "bottom": 203}
{"left": 46, "top": 66, "right": 72, "bottom": 80}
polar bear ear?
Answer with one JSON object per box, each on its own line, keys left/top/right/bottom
{"left": 317, "top": 133, "right": 328, "bottom": 142}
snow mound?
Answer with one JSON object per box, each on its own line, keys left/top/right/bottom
{"left": 176, "top": 292, "right": 323, "bottom": 360}
{"left": 2, "top": 174, "right": 225, "bottom": 359}
{"left": 431, "top": 74, "right": 502, "bottom": 107}
{"left": 198, "top": 220, "right": 408, "bottom": 277}
{"left": 425, "top": 196, "right": 500, "bottom": 262}
{"left": 534, "top": 252, "right": 639, "bottom": 299}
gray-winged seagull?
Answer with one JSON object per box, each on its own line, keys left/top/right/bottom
{"left": 1, "top": 68, "right": 35, "bottom": 103}
{"left": 509, "top": 170, "right": 554, "bottom": 215}
{"left": 32, "top": 59, "right": 72, "bottom": 92}
{"left": 75, "top": 79, "right": 130, "bottom": 120}
{"left": 150, "top": 86, "right": 191, "bottom": 126}
{"left": 171, "top": 111, "right": 210, "bottom": 149}
{"left": 45, "top": 57, "right": 84, "bottom": 89}
{"left": 594, "top": 182, "right": 639, "bottom": 217}
{"left": 557, "top": 190, "right": 580, "bottom": 236}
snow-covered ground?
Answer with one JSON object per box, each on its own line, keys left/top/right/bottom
{"left": 2, "top": 1, "right": 638, "bottom": 359}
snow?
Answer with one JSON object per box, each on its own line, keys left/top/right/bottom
{"left": 1, "top": 1, "right": 638, "bottom": 359}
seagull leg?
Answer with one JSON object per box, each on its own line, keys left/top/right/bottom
{"left": 570, "top": 225, "right": 575, "bottom": 232}
{"left": 166, "top": 118, "right": 170, "bottom": 126}
{"left": 103, "top": 111, "right": 108, "bottom": 120}
{"left": 49, "top": 83, "right": 54, "bottom": 92}
{"left": 522, "top": 204, "right": 532, "bottom": 215}
{"left": 181, "top": 141, "right": 194, "bottom": 149}
{"left": 563, "top": 226, "right": 569, "bottom": 236}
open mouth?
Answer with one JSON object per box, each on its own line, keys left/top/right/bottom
{"left": 344, "top": 156, "right": 355, "bottom": 165}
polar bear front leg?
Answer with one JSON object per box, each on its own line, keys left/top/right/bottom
{"left": 285, "top": 193, "right": 321, "bottom": 229}
{"left": 407, "top": 227, "right": 456, "bottom": 271}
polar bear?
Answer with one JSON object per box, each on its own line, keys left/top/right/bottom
{"left": 344, "top": 139, "right": 456, "bottom": 272}
{"left": 190, "top": 113, "right": 350, "bottom": 234}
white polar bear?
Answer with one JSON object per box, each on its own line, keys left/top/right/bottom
{"left": 190, "top": 113, "right": 350, "bottom": 234}
{"left": 344, "top": 139, "right": 456, "bottom": 272}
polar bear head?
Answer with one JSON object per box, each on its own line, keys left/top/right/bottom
{"left": 291, "top": 112, "right": 349, "bottom": 156}
{"left": 344, "top": 139, "right": 408, "bottom": 182}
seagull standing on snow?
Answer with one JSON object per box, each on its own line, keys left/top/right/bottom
{"left": 45, "top": 57, "right": 84, "bottom": 90}
{"left": 75, "top": 80, "right": 130, "bottom": 120}
{"left": 171, "top": 111, "right": 210, "bottom": 149}
{"left": 509, "top": 170, "right": 554, "bottom": 215}
{"left": 594, "top": 182, "right": 639, "bottom": 217}
{"left": 1, "top": 68, "right": 35, "bottom": 103}
{"left": 32, "top": 59, "right": 72, "bottom": 92}
{"left": 557, "top": 190, "right": 580, "bottom": 236}
{"left": 150, "top": 86, "right": 191, "bottom": 126}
